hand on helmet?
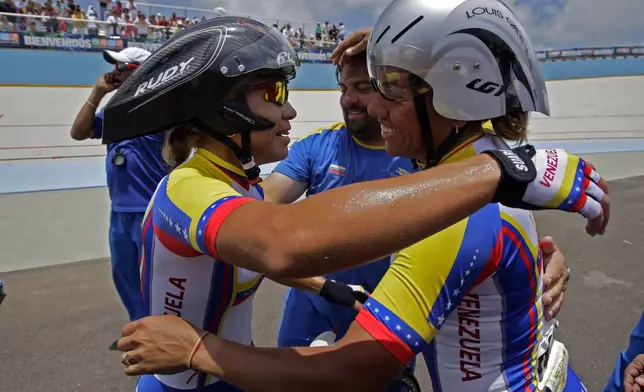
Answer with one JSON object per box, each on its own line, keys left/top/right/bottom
{"left": 483, "top": 146, "right": 610, "bottom": 237}
{"left": 330, "top": 28, "right": 372, "bottom": 66}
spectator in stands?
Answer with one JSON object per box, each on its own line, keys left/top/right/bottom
{"left": 113, "top": 0, "right": 122, "bottom": 15}
{"left": 283, "top": 22, "right": 295, "bottom": 41}
{"left": 120, "top": 13, "right": 133, "bottom": 37}
{"left": 0, "top": 15, "right": 12, "bottom": 31}
{"left": 135, "top": 13, "right": 149, "bottom": 38}
{"left": 64, "top": 0, "right": 74, "bottom": 16}
{"left": 0, "top": 0, "right": 18, "bottom": 23}
{"left": 328, "top": 23, "right": 338, "bottom": 41}
{"left": 106, "top": 8, "right": 121, "bottom": 36}
{"left": 71, "top": 3, "right": 86, "bottom": 34}
{"left": 125, "top": 0, "right": 136, "bottom": 14}
{"left": 58, "top": 11, "right": 67, "bottom": 31}
{"left": 157, "top": 13, "right": 167, "bottom": 27}
{"left": 322, "top": 20, "right": 329, "bottom": 40}
{"left": 98, "top": 0, "right": 108, "bottom": 20}
{"left": 338, "top": 22, "right": 345, "bottom": 40}
{"left": 70, "top": 47, "right": 168, "bottom": 322}
{"left": 86, "top": 5, "right": 98, "bottom": 35}
{"left": 55, "top": 0, "right": 64, "bottom": 15}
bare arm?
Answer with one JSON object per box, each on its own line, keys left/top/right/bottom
{"left": 270, "top": 276, "right": 326, "bottom": 293}
{"left": 192, "top": 323, "right": 397, "bottom": 392}
{"left": 262, "top": 172, "right": 309, "bottom": 204}
{"left": 70, "top": 86, "right": 106, "bottom": 141}
{"left": 70, "top": 73, "right": 118, "bottom": 141}
{"left": 217, "top": 154, "right": 501, "bottom": 278}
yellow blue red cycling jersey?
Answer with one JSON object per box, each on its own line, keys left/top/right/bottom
{"left": 356, "top": 132, "right": 544, "bottom": 392}
{"left": 138, "top": 149, "right": 262, "bottom": 391}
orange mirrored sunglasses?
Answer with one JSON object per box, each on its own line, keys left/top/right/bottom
{"left": 252, "top": 80, "right": 289, "bottom": 105}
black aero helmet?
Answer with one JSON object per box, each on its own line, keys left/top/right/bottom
{"left": 102, "top": 17, "right": 299, "bottom": 180}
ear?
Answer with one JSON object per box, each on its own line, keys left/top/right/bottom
{"left": 451, "top": 120, "right": 467, "bottom": 128}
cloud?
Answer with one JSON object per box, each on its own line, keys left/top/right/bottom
{"left": 505, "top": 0, "right": 644, "bottom": 49}
{"left": 188, "top": 0, "right": 643, "bottom": 48}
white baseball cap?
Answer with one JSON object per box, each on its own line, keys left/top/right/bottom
{"left": 103, "top": 47, "right": 151, "bottom": 65}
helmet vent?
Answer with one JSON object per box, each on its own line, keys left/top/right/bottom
{"left": 391, "top": 15, "right": 424, "bottom": 43}
{"left": 375, "top": 25, "right": 390, "bottom": 44}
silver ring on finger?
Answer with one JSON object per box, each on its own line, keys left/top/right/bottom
{"left": 565, "top": 267, "right": 571, "bottom": 282}
{"left": 121, "top": 352, "right": 131, "bottom": 366}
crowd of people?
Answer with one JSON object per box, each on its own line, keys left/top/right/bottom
{"left": 0, "top": 0, "right": 346, "bottom": 48}
{"left": 0, "top": 0, "right": 215, "bottom": 39}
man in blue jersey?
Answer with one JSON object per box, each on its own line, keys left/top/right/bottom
{"left": 605, "top": 312, "right": 644, "bottom": 392}
{"left": 70, "top": 47, "right": 168, "bottom": 322}
{"left": 263, "top": 52, "right": 414, "bottom": 347}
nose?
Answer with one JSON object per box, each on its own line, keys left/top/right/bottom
{"left": 282, "top": 101, "right": 297, "bottom": 121}
{"left": 341, "top": 89, "right": 360, "bottom": 107}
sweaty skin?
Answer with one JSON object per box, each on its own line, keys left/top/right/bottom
{"left": 215, "top": 154, "right": 502, "bottom": 279}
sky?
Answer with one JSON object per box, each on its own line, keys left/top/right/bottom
{"left": 77, "top": 0, "right": 644, "bottom": 49}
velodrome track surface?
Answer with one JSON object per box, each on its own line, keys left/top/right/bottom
{"left": 1, "top": 76, "right": 644, "bottom": 391}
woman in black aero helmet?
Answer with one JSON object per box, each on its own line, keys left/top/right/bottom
{"left": 104, "top": 17, "right": 300, "bottom": 181}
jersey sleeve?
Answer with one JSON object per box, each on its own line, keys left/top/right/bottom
{"left": 355, "top": 204, "right": 504, "bottom": 365}
{"left": 152, "top": 174, "right": 255, "bottom": 259}
{"left": 272, "top": 135, "right": 315, "bottom": 183}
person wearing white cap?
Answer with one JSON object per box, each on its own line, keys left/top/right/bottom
{"left": 70, "top": 47, "right": 169, "bottom": 322}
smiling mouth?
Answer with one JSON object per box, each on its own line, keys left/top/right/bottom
{"left": 276, "top": 129, "right": 290, "bottom": 137}
{"left": 380, "top": 125, "right": 400, "bottom": 138}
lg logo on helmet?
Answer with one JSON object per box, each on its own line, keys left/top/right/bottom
{"left": 466, "top": 79, "right": 505, "bottom": 96}
{"left": 277, "top": 51, "right": 294, "bottom": 67}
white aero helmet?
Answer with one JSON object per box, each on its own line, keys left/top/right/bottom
{"left": 367, "top": 0, "right": 550, "bottom": 121}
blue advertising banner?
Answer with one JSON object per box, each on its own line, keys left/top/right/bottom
{"left": 0, "top": 31, "right": 338, "bottom": 63}
{"left": 2, "top": 31, "right": 643, "bottom": 63}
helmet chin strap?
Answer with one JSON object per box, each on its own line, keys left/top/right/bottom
{"left": 412, "top": 93, "right": 463, "bottom": 170}
{"left": 192, "top": 118, "right": 263, "bottom": 184}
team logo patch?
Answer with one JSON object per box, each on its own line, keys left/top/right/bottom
{"left": 329, "top": 164, "right": 345, "bottom": 176}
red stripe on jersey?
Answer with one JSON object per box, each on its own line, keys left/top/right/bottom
{"left": 502, "top": 226, "right": 537, "bottom": 296}
{"left": 140, "top": 212, "right": 154, "bottom": 300}
{"left": 154, "top": 225, "right": 202, "bottom": 257}
{"left": 204, "top": 197, "right": 255, "bottom": 259}
{"left": 474, "top": 231, "right": 504, "bottom": 286}
{"left": 355, "top": 307, "right": 415, "bottom": 365}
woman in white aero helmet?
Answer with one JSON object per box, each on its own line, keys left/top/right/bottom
{"left": 363, "top": 1, "right": 588, "bottom": 392}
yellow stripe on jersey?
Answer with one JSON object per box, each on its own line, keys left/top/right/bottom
{"left": 370, "top": 216, "right": 471, "bottom": 342}
{"left": 547, "top": 154, "right": 581, "bottom": 208}
{"left": 296, "top": 122, "right": 346, "bottom": 143}
{"left": 500, "top": 211, "right": 539, "bottom": 260}
{"left": 352, "top": 135, "right": 386, "bottom": 150}
{"left": 165, "top": 150, "right": 244, "bottom": 251}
